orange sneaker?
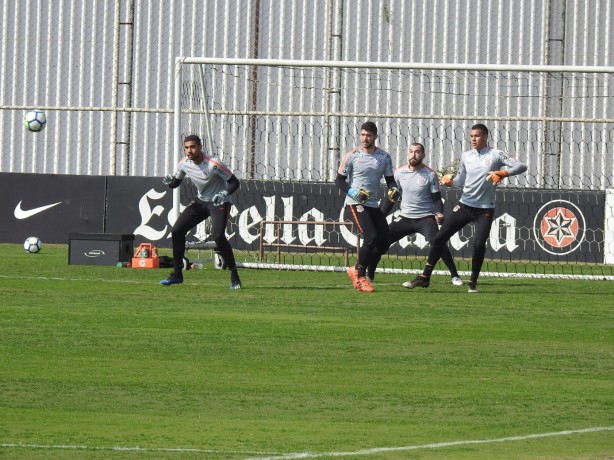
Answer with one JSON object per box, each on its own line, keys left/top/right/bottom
{"left": 354, "top": 276, "right": 375, "bottom": 293}
{"left": 347, "top": 266, "right": 359, "bottom": 283}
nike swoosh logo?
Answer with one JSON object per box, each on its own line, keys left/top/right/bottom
{"left": 14, "top": 200, "right": 62, "bottom": 219}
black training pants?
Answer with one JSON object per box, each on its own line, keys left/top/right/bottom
{"left": 428, "top": 203, "right": 494, "bottom": 282}
{"left": 347, "top": 204, "right": 391, "bottom": 269}
{"left": 170, "top": 199, "right": 236, "bottom": 274}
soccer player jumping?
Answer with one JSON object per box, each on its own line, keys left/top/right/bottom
{"left": 336, "top": 121, "right": 399, "bottom": 293}
{"left": 405, "top": 124, "right": 527, "bottom": 293}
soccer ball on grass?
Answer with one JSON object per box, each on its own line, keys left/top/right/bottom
{"left": 23, "top": 110, "right": 47, "bottom": 132}
{"left": 24, "top": 236, "right": 42, "bottom": 253}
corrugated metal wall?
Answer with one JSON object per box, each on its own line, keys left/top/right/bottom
{"left": 1, "top": 0, "right": 612, "bottom": 188}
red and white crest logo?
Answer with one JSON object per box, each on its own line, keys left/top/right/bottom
{"left": 533, "top": 200, "right": 585, "bottom": 255}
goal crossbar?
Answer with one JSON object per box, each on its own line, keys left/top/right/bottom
{"left": 176, "top": 57, "right": 614, "bottom": 75}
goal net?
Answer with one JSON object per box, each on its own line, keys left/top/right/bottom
{"left": 174, "top": 58, "right": 614, "bottom": 280}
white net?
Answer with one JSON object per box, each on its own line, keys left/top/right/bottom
{"left": 176, "top": 59, "right": 614, "bottom": 278}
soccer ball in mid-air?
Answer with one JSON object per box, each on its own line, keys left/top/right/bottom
{"left": 24, "top": 236, "right": 42, "bottom": 253}
{"left": 23, "top": 110, "right": 47, "bottom": 132}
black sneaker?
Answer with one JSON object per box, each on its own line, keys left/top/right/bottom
{"left": 467, "top": 282, "right": 478, "bottom": 293}
{"left": 160, "top": 273, "right": 183, "bottom": 285}
{"left": 230, "top": 280, "right": 242, "bottom": 290}
{"left": 230, "top": 269, "right": 241, "bottom": 290}
{"left": 403, "top": 276, "right": 430, "bottom": 289}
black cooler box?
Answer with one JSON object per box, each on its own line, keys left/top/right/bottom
{"left": 68, "top": 233, "right": 135, "bottom": 266}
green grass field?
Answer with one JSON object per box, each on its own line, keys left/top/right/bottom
{"left": 1, "top": 243, "right": 613, "bottom": 459}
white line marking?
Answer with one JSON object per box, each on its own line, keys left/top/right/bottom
{"left": 244, "top": 425, "right": 614, "bottom": 460}
{"left": 0, "top": 274, "right": 147, "bottom": 284}
{"left": 239, "top": 263, "right": 614, "bottom": 281}
{"left": 0, "top": 274, "right": 349, "bottom": 289}
{"left": 0, "top": 442, "right": 276, "bottom": 456}
{"left": 1, "top": 426, "right": 612, "bottom": 458}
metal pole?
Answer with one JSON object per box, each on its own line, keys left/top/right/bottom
{"left": 248, "top": 0, "right": 261, "bottom": 179}
{"left": 541, "top": 0, "right": 567, "bottom": 189}
{"left": 198, "top": 64, "right": 215, "bottom": 154}
{"left": 173, "top": 58, "right": 182, "bottom": 222}
{"left": 323, "top": 0, "right": 343, "bottom": 181}
{"left": 110, "top": 0, "right": 121, "bottom": 175}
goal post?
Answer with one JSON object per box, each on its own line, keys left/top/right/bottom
{"left": 173, "top": 57, "right": 614, "bottom": 279}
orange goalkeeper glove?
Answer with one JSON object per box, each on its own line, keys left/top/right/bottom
{"left": 486, "top": 170, "right": 509, "bottom": 185}
{"left": 441, "top": 174, "right": 453, "bottom": 187}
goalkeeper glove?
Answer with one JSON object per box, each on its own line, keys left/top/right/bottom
{"left": 486, "top": 170, "right": 509, "bottom": 185}
{"left": 162, "top": 174, "right": 174, "bottom": 185}
{"left": 387, "top": 187, "right": 401, "bottom": 203}
{"left": 348, "top": 187, "right": 370, "bottom": 204}
{"left": 434, "top": 212, "right": 445, "bottom": 225}
{"left": 212, "top": 190, "right": 229, "bottom": 206}
{"left": 441, "top": 174, "right": 453, "bottom": 186}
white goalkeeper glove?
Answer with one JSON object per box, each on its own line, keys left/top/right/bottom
{"left": 162, "top": 174, "right": 174, "bottom": 185}
{"left": 212, "top": 190, "right": 229, "bottom": 206}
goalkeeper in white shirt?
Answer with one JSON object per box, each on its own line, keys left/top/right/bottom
{"left": 406, "top": 124, "right": 527, "bottom": 293}
{"left": 335, "top": 121, "right": 399, "bottom": 293}
{"left": 160, "top": 134, "right": 242, "bottom": 289}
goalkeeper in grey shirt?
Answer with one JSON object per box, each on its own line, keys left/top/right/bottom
{"left": 379, "top": 143, "right": 462, "bottom": 287}
{"left": 406, "top": 124, "right": 527, "bottom": 293}
{"left": 160, "top": 134, "right": 241, "bottom": 289}
{"left": 335, "top": 121, "right": 399, "bottom": 293}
